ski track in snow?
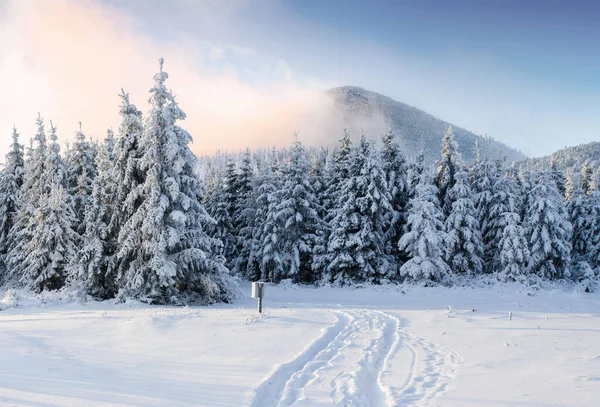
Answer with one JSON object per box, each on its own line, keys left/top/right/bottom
{"left": 249, "top": 309, "right": 461, "bottom": 407}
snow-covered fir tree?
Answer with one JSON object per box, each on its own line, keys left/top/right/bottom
{"left": 75, "top": 134, "right": 118, "bottom": 299}
{"left": 205, "top": 177, "right": 237, "bottom": 270}
{"left": 219, "top": 158, "right": 240, "bottom": 268}
{"left": 550, "top": 159, "right": 566, "bottom": 198}
{"left": 525, "top": 171, "right": 572, "bottom": 279}
{"left": 470, "top": 147, "right": 497, "bottom": 265}
{"left": 308, "top": 148, "right": 331, "bottom": 278}
{"left": 485, "top": 172, "right": 521, "bottom": 270}
{"left": 110, "top": 90, "right": 146, "bottom": 278}
{"left": 497, "top": 211, "right": 530, "bottom": 281}
{"left": 324, "top": 130, "right": 353, "bottom": 221}
{"left": 43, "top": 122, "right": 69, "bottom": 189}
{"left": 399, "top": 172, "right": 450, "bottom": 282}
{"left": 380, "top": 126, "right": 408, "bottom": 266}
{"left": 250, "top": 154, "right": 285, "bottom": 282}
{"left": 233, "top": 150, "right": 256, "bottom": 274}
{"left": 68, "top": 123, "right": 97, "bottom": 227}
{"left": 407, "top": 152, "right": 425, "bottom": 200}
{"left": 444, "top": 170, "right": 484, "bottom": 275}
{"left": 4, "top": 115, "right": 48, "bottom": 284}
{"left": 273, "top": 138, "right": 323, "bottom": 282}
{"left": 0, "top": 127, "right": 24, "bottom": 260}
{"left": 117, "top": 59, "right": 232, "bottom": 304}
{"left": 325, "top": 136, "right": 393, "bottom": 284}
{"left": 436, "top": 126, "right": 462, "bottom": 215}
{"left": 20, "top": 184, "right": 79, "bottom": 292}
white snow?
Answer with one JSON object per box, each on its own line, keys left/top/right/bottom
{"left": 1, "top": 282, "right": 599, "bottom": 407}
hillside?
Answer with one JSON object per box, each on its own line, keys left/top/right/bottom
{"left": 327, "top": 86, "right": 526, "bottom": 164}
{"left": 521, "top": 141, "right": 600, "bottom": 175}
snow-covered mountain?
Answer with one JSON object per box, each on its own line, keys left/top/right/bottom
{"left": 327, "top": 86, "right": 526, "bottom": 164}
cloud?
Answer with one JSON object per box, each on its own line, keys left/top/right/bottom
{"left": 0, "top": 0, "right": 351, "bottom": 163}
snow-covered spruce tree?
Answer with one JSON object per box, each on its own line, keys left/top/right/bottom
{"left": 525, "top": 171, "right": 572, "bottom": 279}
{"left": 74, "top": 134, "right": 118, "bottom": 299}
{"left": 485, "top": 172, "right": 521, "bottom": 269}
{"left": 469, "top": 147, "right": 497, "bottom": 269}
{"left": 325, "top": 136, "right": 393, "bottom": 284}
{"left": 205, "top": 177, "right": 237, "bottom": 270}
{"left": 580, "top": 160, "right": 593, "bottom": 194}
{"left": 68, "top": 123, "right": 97, "bottom": 230}
{"left": 584, "top": 191, "right": 600, "bottom": 270}
{"left": 407, "top": 151, "right": 425, "bottom": 200}
{"left": 4, "top": 115, "right": 48, "bottom": 284}
{"left": 273, "top": 138, "right": 323, "bottom": 283}
{"left": 117, "top": 59, "right": 232, "bottom": 304}
{"left": 399, "top": 172, "right": 450, "bottom": 282}
{"left": 310, "top": 148, "right": 332, "bottom": 279}
{"left": 244, "top": 152, "right": 277, "bottom": 280}
{"left": 20, "top": 184, "right": 80, "bottom": 292}
{"left": 43, "top": 122, "right": 69, "bottom": 190}
{"left": 233, "top": 150, "right": 256, "bottom": 274}
{"left": 251, "top": 155, "right": 285, "bottom": 282}
{"left": 497, "top": 211, "right": 530, "bottom": 281}
{"left": 444, "top": 170, "right": 484, "bottom": 275}
{"left": 110, "top": 90, "right": 146, "bottom": 278}
{"left": 380, "top": 126, "right": 409, "bottom": 266}
{"left": 219, "top": 158, "right": 240, "bottom": 267}
{"left": 324, "top": 130, "right": 353, "bottom": 222}
{"left": 550, "top": 159, "right": 566, "bottom": 198}
{"left": 436, "top": 126, "right": 462, "bottom": 215}
{"left": 0, "top": 127, "right": 24, "bottom": 259}
{"left": 567, "top": 170, "right": 593, "bottom": 265}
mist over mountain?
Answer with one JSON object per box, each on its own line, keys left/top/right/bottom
{"left": 327, "top": 86, "right": 526, "bottom": 165}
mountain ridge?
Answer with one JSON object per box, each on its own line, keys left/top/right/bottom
{"left": 327, "top": 86, "right": 526, "bottom": 165}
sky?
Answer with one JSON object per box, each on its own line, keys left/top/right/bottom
{"left": 0, "top": 0, "right": 599, "bottom": 161}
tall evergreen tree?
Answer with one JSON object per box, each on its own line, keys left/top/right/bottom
{"left": 110, "top": 90, "right": 146, "bottom": 280}
{"left": 273, "top": 138, "right": 323, "bottom": 282}
{"left": 485, "top": 173, "right": 521, "bottom": 269}
{"left": 399, "top": 172, "right": 450, "bottom": 282}
{"left": 220, "top": 158, "right": 240, "bottom": 268}
{"left": 233, "top": 150, "right": 255, "bottom": 274}
{"left": 324, "top": 130, "right": 353, "bottom": 221}
{"left": 550, "top": 159, "right": 566, "bottom": 198}
{"left": 252, "top": 155, "right": 285, "bottom": 282}
{"left": 436, "top": 126, "right": 462, "bottom": 215}
{"left": 567, "top": 179, "right": 592, "bottom": 265}
{"left": 75, "top": 134, "right": 118, "bottom": 299}
{"left": 68, "top": 123, "right": 97, "bottom": 227}
{"left": 117, "top": 59, "right": 232, "bottom": 304}
{"left": 525, "top": 172, "right": 572, "bottom": 279}
{"left": 407, "top": 152, "right": 425, "bottom": 200}
{"left": 325, "top": 136, "right": 393, "bottom": 284}
{"left": 444, "top": 171, "right": 484, "bottom": 275}
{"left": 43, "top": 122, "right": 68, "bottom": 189}
{"left": 20, "top": 184, "right": 79, "bottom": 292}
{"left": 0, "top": 127, "right": 24, "bottom": 260}
{"left": 380, "top": 126, "right": 409, "bottom": 266}
{"left": 497, "top": 212, "right": 530, "bottom": 281}
{"left": 470, "top": 150, "right": 497, "bottom": 264}
{"left": 5, "top": 115, "right": 48, "bottom": 284}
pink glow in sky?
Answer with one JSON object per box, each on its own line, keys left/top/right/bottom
{"left": 0, "top": 0, "right": 344, "bottom": 161}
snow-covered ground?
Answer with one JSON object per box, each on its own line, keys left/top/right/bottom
{"left": 1, "top": 283, "right": 599, "bottom": 407}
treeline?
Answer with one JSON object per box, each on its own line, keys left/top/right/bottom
{"left": 0, "top": 62, "right": 598, "bottom": 306}
{"left": 201, "top": 128, "right": 598, "bottom": 291}
{"left": 0, "top": 59, "right": 234, "bottom": 305}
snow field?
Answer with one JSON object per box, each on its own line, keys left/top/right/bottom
{"left": 1, "top": 283, "right": 599, "bottom": 407}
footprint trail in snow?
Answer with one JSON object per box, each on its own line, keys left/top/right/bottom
{"left": 250, "top": 309, "right": 461, "bottom": 407}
